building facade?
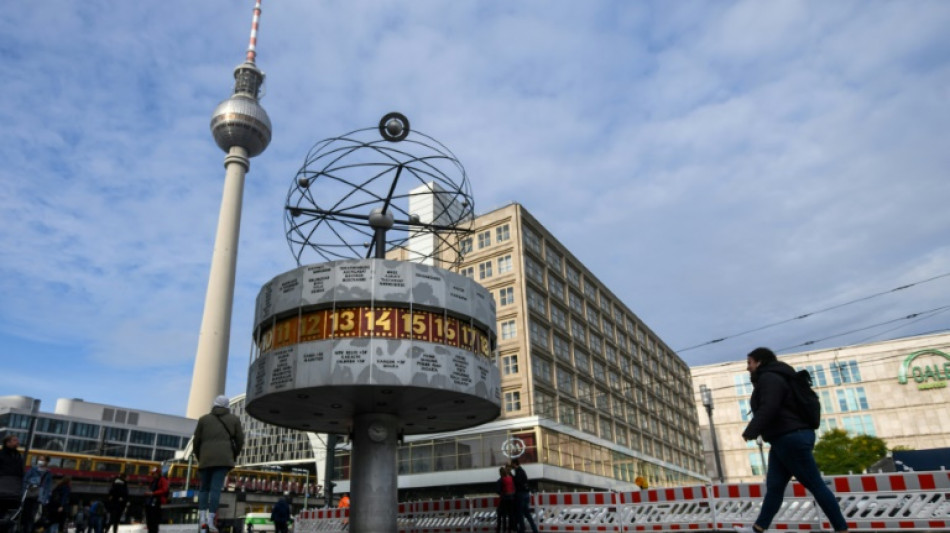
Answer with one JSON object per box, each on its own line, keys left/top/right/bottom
{"left": 691, "top": 332, "right": 950, "bottom": 483}
{"left": 0, "top": 396, "right": 194, "bottom": 462}
{"left": 324, "top": 203, "right": 707, "bottom": 496}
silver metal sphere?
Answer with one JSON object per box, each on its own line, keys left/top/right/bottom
{"left": 368, "top": 207, "right": 395, "bottom": 229}
{"left": 210, "top": 95, "right": 272, "bottom": 157}
{"left": 385, "top": 118, "right": 404, "bottom": 138}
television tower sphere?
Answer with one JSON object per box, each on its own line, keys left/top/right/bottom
{"left": 210, "top": 63, "right": 272, "bottom": 157}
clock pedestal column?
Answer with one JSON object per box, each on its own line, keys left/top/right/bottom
{"left": 350, "top": 413, "right": 398, "bottom": 532}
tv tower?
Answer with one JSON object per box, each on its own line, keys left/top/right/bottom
{"left": 186, "top": 0, "right": 272, "bottom": 419}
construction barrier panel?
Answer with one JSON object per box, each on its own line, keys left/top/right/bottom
{"left": 290, "top": 471, "right": 950, "bottom": 533}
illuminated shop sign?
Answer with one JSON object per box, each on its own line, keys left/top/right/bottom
{"left": 897, "top": 349, "right": 950, "bottom": 390}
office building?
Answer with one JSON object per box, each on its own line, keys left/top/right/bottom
{"left": 691, "top": 332, "right": 950, "bottom": 482}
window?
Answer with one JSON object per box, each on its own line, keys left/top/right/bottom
{"left": 36, "top": 418, "right": 67, "bottom": 435}
{"left": 584, "top": 279, "right": 597, "bottom": 301}
{"left": 550, "top": 305, "right": 567, "bottom": 329}
{"left": 595, "top": 388, "right": 610, "bottom": 411}
{"left": 502, "top": 354, "right": 519, "bottom": 375}
{"left": 530, "top": 320, "right": 550, "bottom": 348}
{"left": 578, "top": 380, "right": 593, "bottom": 404}
{"left": 799, "top": 365, "right": 827, "bottom": 387}
{"left": 559, "top": 403, "right": 577, "bottom": 427}
{"left": 566, "top": 264, "right": 581, "bottom": 287}
{"left": 497, "top": 254, "right": 513, "bottom": 275}
{"left": 599, "top": 418, "right": 613, "bottom": 440}
{"left": 525, "top": 257, "right": 545, "bottom": 284}
{"left": 477, "top": 230, "right": 491, "bottom": 248}
{"left": 548, "top": 276, "right": 565, "bottom": 301}
{"left": 557, "top": 367, "right": 575, "bottom": 395}
{"left": 749, "top": 453, "right": 765, "bottom": 476}
{"left": 501, "top": 320, "right": 517, "bottom": 340}
{"left": 569, "top": 291, "right": 584, "bottom": 314}
{"left": 841, "top": 415, "right": 876, "bottom": 436}
{"left": 571, "top": 319, "right": 587, "bottom": 344}
{"left": 496, "top": 224, "right": 510, "bottom": 242}
{"left": 498, "top": 287, "right": 515, "bottom": 306}
{"left": 605, "top": 345, "right": 617, "bottom": 366}
{"left": 156, "top": 434, "right": 181, "bottom": 448}
{"left": 459, "top": 238, "right": 473, "bottom": 255}
{"left": 536, "top": 390, "right": 556, "bottom": 419}
{"left": 545, "top": 248, "right": 563, "bottom": 274}
{"left": 504, "top": 391, "right": 522, "bottom": 412}
{"left": 527, "top": 287, "right": 547, "bottom": 314}
{"left": 129, "top": 430, "right": 155, "bottom": 445}
{"left": 734, "top": 374, "right": 753, "bottom": 396}
{"left": 616, "top": 426, "right": 628, "bottom": 447}
{"left": 581, "top": 410, "right": 597, "bottom": 434}
{"left": 820, "top": 390, "right": 835, "bottom": 414}
{"left": 553, "top": 335, "right": 571, "bottom": 362}
{"left": 461, "top": 266, "right": 474, "bottom": 278}
{"left": 836, "top": 387, "right": 869, "bottom": 412}
{"left": 103, "top": 427, "right": 128, "bottom": 442}
{"left": 478, "top": 261, "right": 492, "bottom": 279}
{"left": 592, "top": 360, "right": 607, "bottom": 384}
{"left": 831, "top": 360, "right": 862, "bottom": 385}
{"left": 532, "top": 356, "right": 552, "bottom": 384}
{"left": 70, "top": 423, "right": 100, "bottom": 439}
{"left": 738, "top": 399, "right": 752, "bottom": 421}
{"left": 574, "top": 350, "right": 590, "bottom": 374}
{"left": 523, "top": 226, "right": 542, "bottom": 253}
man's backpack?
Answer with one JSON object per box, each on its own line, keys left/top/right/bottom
{"left": 787, "top": 369, "right": 821, "bottom": 429}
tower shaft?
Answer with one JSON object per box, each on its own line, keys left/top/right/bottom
{"left": 187, "top": 147, "right": 249, "bottom": 419}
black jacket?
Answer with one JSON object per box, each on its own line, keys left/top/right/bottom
{"left": 741, "top": 361, "right": 811, "bottom": 443}
{"left": 0, "top": 446, "right": 24, "bottom": 500}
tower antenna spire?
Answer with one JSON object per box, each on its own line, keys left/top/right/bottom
{"left": 246, "top": 0, "right": 263, "bottom": 64}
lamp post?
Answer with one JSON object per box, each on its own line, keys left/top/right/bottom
{"left": 699, "top": 385, "right": 724, "bottom": 483}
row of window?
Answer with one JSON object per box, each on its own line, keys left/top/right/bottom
{"left": 737, "top": 386, "right": 871, "bottom": 422}
{"left": 0, "top": 415, "right": 184, "bottom": 448}
{"left": 459, "top": 224, "right": 511, "bottom": 255}
{"left": 734, "top": 361, "right": 864, "bottom": 396}
{"left": 460, "top": 254, "right": 513, "bottom": 280}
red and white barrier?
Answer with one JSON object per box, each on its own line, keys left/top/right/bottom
{"left": 293, "top": 471, "right": 950, "bottom": 533}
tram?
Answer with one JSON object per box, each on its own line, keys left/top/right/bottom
{"left": 25, "top": 450, "right": 316, "bottom": 495}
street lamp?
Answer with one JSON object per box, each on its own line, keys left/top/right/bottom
{"left": 699, "top": 385, "right": 724, "bottom": 483}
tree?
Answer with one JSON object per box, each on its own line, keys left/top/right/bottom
{"left": 813, "top": 429, "right": 888, "bottom": 475}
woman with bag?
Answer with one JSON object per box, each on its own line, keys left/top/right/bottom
{"left": 193, "top": 395, "right": 244, "bottom": 533}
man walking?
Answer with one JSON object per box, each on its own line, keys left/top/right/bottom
{"left": 510, "top": 459, "right": 538, "bottom": 533}
{"left": 737, "top": 347, "right": 850, "bottom": 533}
{"left": 144, "top": 467, "right": 169, "bottom": 533}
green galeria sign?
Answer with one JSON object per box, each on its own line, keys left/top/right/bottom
{"left": 898, "top": 349, "right": 950, "bottom": 390}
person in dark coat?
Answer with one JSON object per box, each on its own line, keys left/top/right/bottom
{"left": 106, "top": 473, "right": 129, "bottom": 533}
{"left": 510, "top": 459, "right": 538, "bottom": 533}
{"left": 46, "top": 476, "right": 71, "bottom": 533}
{"left": 144, "top": 467, "right": 169, "bottom": 533}
{"left": 270, "top": 496, "right": 290, "bottom": 533}
{"left": 737, "top": 347, "right": 849, "bottom": 533}
{"left": 0, "top": 435, "right": 24, "bottom": 533}
{"left": 193, "top": 395, "right": 244, "bottom": 533}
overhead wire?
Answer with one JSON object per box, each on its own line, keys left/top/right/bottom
{"left": 676, "top": 271, "right": 950, "bottom": 353}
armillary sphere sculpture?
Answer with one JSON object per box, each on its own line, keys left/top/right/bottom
{"left": 285, "top": 112, "right": 475, "bottom": 266}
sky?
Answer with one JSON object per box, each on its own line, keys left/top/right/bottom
{"left": 2, "top": 1, "right": 949, "bottom": 417}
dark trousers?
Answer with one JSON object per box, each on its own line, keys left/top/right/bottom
{"left": 756, "top": 429, "right": 849, "bottom": 532}
{"left": 21, "top": 498, "right": 38, "bottom": 533}
{"left": 273, "top": 521, "right": 288, "bottom": 533}
{"left": 513, "top": 492, "right": 538, "bottom": 533}
{"left": 495, "top": 495, "right": 514, "bottom": 533}
{"left": 145, "top": 505, "right": 162, "bottom": 533}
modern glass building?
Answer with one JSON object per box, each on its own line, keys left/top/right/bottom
{"left": 0, "top": 396, "right": 194, "bottom": 462}
{"left": 691, "top": 332, "right": 950, "bottom": 482}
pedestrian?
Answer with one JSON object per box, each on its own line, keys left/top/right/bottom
{"left": 495, "top": 465, "right": 515, "bottom": 533}
{"left": 337, "top": 493, "right": 350, "bottom": 528}
{"left": 270, "top": 496, "right": 290, "bottom": 533}
{"left": 737, "top": 347, "right": 850, "bottom": 533}
{"left": 193, "top": 395, "right": 244, "bottom": 533}
{"left": 106, "top": 473, "right": 129, "bottom": 533}
{"left": 510, "top": 459, "right": 538, "bottom": 533}
{"left": 0, "top": 435, "right": 24, "bottom": 533}
{"left": 88, "top": 500, "right": 107, "bottom": 533}
{"left": 74, "top": 502, "right": 89, "bottom": 533}
{"left": 144, "top": 467, "right": 169, "bottom": 533}
{"left": 22, "top": 454, "right": 53, "bottom": 533}
{"left": 46, "top": 476, "right": 71, "bottom": 533}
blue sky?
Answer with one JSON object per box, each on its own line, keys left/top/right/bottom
{"left": 2, "top": 1, "right": 949, "bottom": 416}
